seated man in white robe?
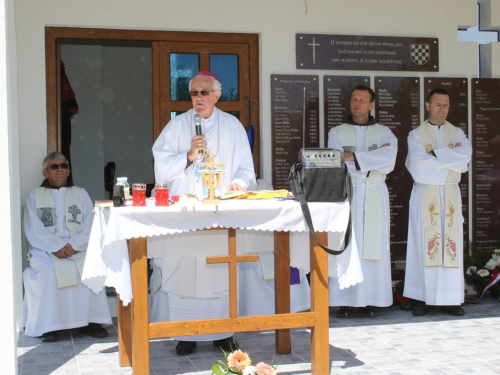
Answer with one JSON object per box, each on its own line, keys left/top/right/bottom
{"left": 23, "top": 152, "right": 112, "bottom": 342}
{"left": 151, "top": 71, "right": 257, "bottom": 355}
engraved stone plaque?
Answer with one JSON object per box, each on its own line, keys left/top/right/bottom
{"left": 271, "top": 75, "right": 319, "bottom": 190}
{"left": 297, "top": 34, "right": 439, "bottom": 72}
{"left": 323, "top": 75, "right": 370, "bottom": 145}
{"left": 471, "top": 78, "right": 500, "bottom": 250}
{"left": 374, "top": 76, "right": 420, "bottom": 280}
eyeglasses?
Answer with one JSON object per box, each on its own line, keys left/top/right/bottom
{"left": 189, "top": 90, "right": 217, "bottom": 97}
{"left": 47, "top": 163, "right": 69, "bottom": 170}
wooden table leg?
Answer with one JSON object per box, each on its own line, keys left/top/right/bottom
{"left": 310, "top": 232, "right": 329, "bottom": 375}
{"left": 130, "top": 237, "right": 150, "bottom": 374}
{"left": 274, "top": 231, "right": 291, "bottom": 354}
{"left": 117, "top": 294, "right": 132, "bottom": 367}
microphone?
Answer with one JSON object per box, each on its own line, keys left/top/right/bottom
{"left": 194, "top": 114, "right": 204, "bottom": 154}
{"left": 194, "top": 114, "right": 202, "bottom": 136}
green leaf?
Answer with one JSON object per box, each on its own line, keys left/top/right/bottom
{"left": 211, "top": 363, "right": 225, "bottom": 375}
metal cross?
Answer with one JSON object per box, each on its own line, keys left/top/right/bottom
{"left": 199, "top": 152, "right": 224, "bottom": 204}
{"left": 308, "top": 37, "right": 320, "bottom": 64}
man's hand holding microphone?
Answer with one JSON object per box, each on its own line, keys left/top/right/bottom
{"left": 188, "top": 114, "right": 206, "bottom": 162}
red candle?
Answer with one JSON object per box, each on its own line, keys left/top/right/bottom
{"left": 155, "top": 184, "right": 169, "bottom": 206}
{"left": 132, "top": 183, "right": 147, "bottom": 206}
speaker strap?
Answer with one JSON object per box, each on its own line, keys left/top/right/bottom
{"left": 289, "top": 163, "right": 352, "bottom": 256}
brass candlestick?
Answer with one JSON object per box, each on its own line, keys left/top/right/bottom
{"left": 199, "top": 153, "right": 224, "bottom": 204}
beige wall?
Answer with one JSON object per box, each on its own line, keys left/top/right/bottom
{"left": 14, "top": 0, "right": 484, "bottom": 197}
{"left": 3, "top": 0, "right": 21, "bottom": 373}
{"left": 5, "top": 0, "right": 500, "bottom": 371}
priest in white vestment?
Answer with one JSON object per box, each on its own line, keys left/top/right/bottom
{"left": 22, "top": 152, "right": 112, "bottom": 342}
{"left": 327, "top": 85, "right": 398, "bottom": 318}
{"left": 404, "top": 88, "right": 472, "bottom": 316}
{"left": 151, "top": 72, "right": 257, "bottom": 355}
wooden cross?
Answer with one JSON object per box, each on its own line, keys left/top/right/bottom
{"left": 199, "top": 153, "right": 224, "bottom": 204}
{"left": 206, "top": 228, "right": 259, "bottom": 318}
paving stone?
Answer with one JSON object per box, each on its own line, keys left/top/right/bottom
{"left": 16, "top": 298, "right": 500, "bottom": 374}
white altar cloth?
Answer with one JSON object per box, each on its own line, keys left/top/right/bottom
{"left": 82, "top": 200, "right": 362, "bottom": 305}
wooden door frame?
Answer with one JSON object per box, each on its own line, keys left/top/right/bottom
{"left": 45, "top": 27, "right": 261, "bottom": 177}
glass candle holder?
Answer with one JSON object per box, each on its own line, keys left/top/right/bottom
{"left": 132, "top": 183, "right": 147, "bottom": 206}
{"left": 155, "top": 184, "right": 169, "bottom": 206}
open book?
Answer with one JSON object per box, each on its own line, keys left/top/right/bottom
{"left": 221, "top": 189, "right": 289, "bottom": 200}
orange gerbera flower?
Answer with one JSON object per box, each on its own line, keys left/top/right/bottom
{"left": 227, "top": 349, "right": 251, "bottom": 371}
{"left": 255, "top": 362, "right": 277, "bottom": 375}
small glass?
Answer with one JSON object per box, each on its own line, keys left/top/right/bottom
{"left": 155, "top": 183, "right": 169, "bottom": 206}
{"left": 132, "top": 183, "right": 147, "bottom": 206}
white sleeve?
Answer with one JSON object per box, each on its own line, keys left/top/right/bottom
{"left": 433, "top": 128, "right": 472, "bottom": 173}
{"left": 405, "top": 129, "right": 470, "bottom": 185}
{"left": 228, "top": 123, "right": 257, "bottom": 191}
{"left": 327, "top": 126, "right": 365, "bottom": 178}
{"left": 327, "top": 126, "right": 343, "bottom": 151}
{"left": 152, "top": 120, "right": 193, "bottom": 184}
{"left": 354, "top": 127, "right": 398, "bottom": 175}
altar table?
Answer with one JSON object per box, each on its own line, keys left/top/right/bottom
{"left": 82, "top": 199, "right": 354, "bottom": 374}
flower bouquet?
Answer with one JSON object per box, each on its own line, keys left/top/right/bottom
{"left": 464, "top": 243, "right": 500, "bottom": 301}
{"left": 391, "top": 279, "right": 417, "bottom": 310}
{"left": 211, "top": 349, "right": 277, "bottom": 375}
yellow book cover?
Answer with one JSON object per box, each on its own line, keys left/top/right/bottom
{"left": 221, "top": 190, "right": 289, "bottom": 200}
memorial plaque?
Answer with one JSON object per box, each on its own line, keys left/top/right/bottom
{"left": 271, "top": 74, "right": 319, "bottom": 190}
{"left": 424, "top": 78, "right": 469, "bottom": 245}
{"left": 472, "top": 78, "right": 500, "bottom": 250}
{"left": 323, "top": 75, "right": 370, "bottom": 145}
{"left": 297, "top": 34, "right": 439, "bottom": 72}
{"left": 374, "top": 76, "right": 420, "bottom": 280}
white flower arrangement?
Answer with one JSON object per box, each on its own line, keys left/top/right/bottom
{"left": 466, "top": 266, "right": 477, "bottom": 276}
{"left": 477, "top": 269, "right": 490, "bottom": 278}
{"left": 465, "top": 246, "right": 500, "bottom": 301}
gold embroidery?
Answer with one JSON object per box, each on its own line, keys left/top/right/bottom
{"left": 446, "top": 200, "right": 454, "bottom": 228}
{"left": 428, "top": 198, "right": 439, "bottom": 226}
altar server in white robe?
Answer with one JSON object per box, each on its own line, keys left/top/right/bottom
{"left": 23, "top": 152, "right": 111, "bottom": 342}
{"left": 151, "top": 71, "right": 257, "bottom": 355}
{"left": 327, "top": 85, "right": 397, "bottom": 318}
{"left": 404, "top": 88, "right": 472, "bottom": 316}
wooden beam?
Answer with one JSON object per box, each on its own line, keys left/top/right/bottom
{"left": 274, "top": 231, "right": 291, "bottom": 354}
{"left": 206, "top": 229, "right": 259, "bottom": 318}
{"left": 117, "top": 295, "right": 132, "bottom": 367}
{"left": 309, "top": 232, "right": 329, "bottom": 375}
{"left": 149, "top": 312, "right": 315, "bottom": 339}
{"left": 45, "top": 28, "right": 58, "bottom": 153}
{"left": 130, "top": 238, "right": 150, "bottom": 374}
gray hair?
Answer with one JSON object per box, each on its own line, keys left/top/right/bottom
{"left": 43, "top": 152, "right": 68, "bottom": 169}
{"left": 188, "top": 75, "right": 222, "bottom": 92}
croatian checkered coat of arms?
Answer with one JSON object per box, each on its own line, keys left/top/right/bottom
{"left": 410, "top": 44, "right": 430, "bottom": 65}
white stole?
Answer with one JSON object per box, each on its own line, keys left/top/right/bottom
{"left": 36, "top": 187, "right": 86, "bottom": 288}
{"left": 36, "top": 187, "right": 83, "bottom": 236}
{"left": 417, "top": 122, "right": 460, "bottom": 268}
{"left": 337, "top": 124, "right": 385, "bottom": 261}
